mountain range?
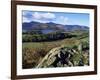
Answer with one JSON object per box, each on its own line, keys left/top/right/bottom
{"left": 22, "top": 21, "right": 89, "bottom": 33}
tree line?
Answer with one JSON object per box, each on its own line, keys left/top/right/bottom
{"left": 22, "top": 32, "right": 77, "bottom": 42}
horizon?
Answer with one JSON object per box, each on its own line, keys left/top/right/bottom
{"left": 22, "top": 10, "right": 90, "bottom": 27}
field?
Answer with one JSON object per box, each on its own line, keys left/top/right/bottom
{"left": 22, "top": 30, "right": 89, "bottom": 69}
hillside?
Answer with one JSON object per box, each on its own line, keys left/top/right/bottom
{"left": 22, "top": 21, "right": 89, "bottom": 34}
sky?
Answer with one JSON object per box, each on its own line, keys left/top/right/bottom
{"left": 22, "top": 10, "right": 89, "bottom": 27}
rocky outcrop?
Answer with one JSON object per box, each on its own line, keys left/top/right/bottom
{"left": 36, "top": 44, "right": 89, "bottom": 68}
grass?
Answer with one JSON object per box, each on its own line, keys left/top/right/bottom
{"left": 23, "top": 38, "right": 80, "bottom": 49}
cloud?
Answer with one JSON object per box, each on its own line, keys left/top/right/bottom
{"left": 23, "top": 17, "right": 31, "bottom": 23}
{"left": 41, "top": 13, "right": 55, "bottom": 19}
{"left": 59, "top": 16, "right": 68, "bottom": 24}
{"left": 32, "top": 12, "right": 55, "bottom": 20}
{"left": 32, "top": 12, "right": 41, "bottom": 19}
{"left": 23, "top": 11, "right": 33, "bottom": 18}
{"left": 54, "top": 16, "right": 69, "bottom": 25}
{"left": 22, "top": 11, "right": 69, "bottom": 25}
